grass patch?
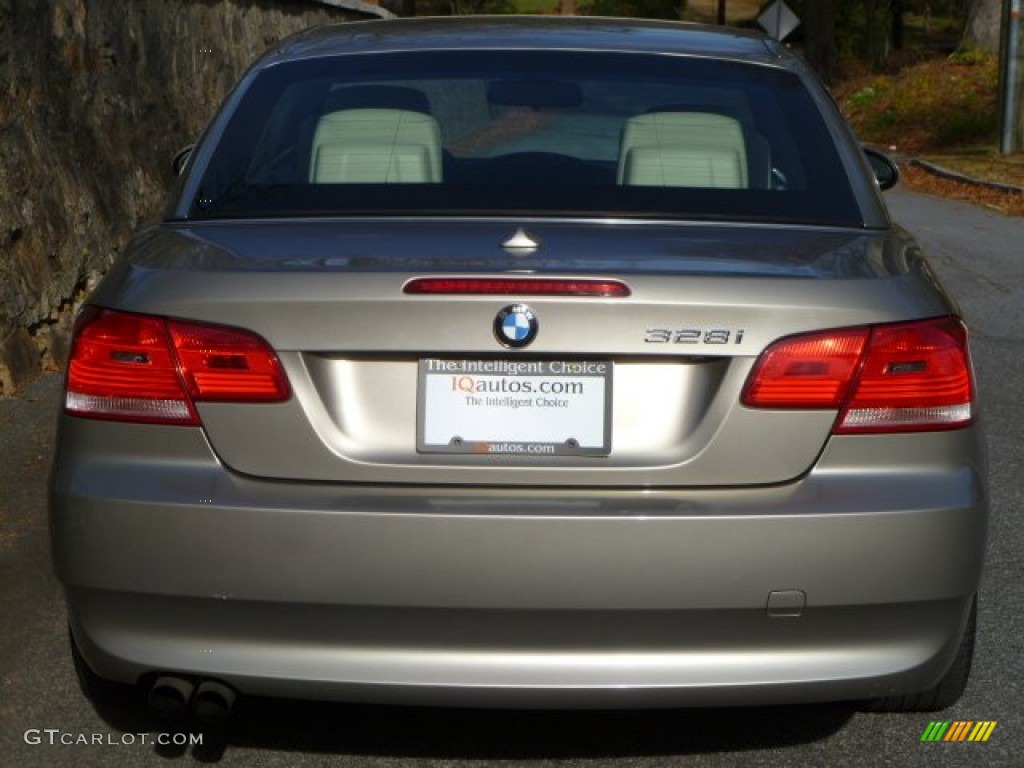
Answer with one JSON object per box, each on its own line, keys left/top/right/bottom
{"left": 920, "top": 150, "right": 1024, "bottom": 188}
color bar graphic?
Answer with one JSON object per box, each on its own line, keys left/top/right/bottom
{"left": 968, "top": 721, "right": 998, "bottom": 742}
{"left": 921, "top": 721, "right": 997, "bottom": 743}
{"left": 945, "top": 721, "right": 973, "bottom": 742}
{"left": 921, "top": 721, "right": 950, "bottom": 742}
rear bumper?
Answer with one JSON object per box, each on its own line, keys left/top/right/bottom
{"left": 51, "top": 418, "right": 988, "bottom": 708}
{"left": 67, "top": 591, "right": 974, "bottom": 709}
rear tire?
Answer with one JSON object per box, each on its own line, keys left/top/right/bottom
{"left": 865, "top": 596, "right": 977, "bottom": 712}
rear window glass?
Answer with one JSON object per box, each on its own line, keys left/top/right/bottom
{"left": 187, "top": 50, "right": 862, "bottom": 226}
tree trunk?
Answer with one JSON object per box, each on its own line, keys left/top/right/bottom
{"left": 802, "top": 0, "right": 839, "bottom": 84}
{"left": 963, "top": 0, "right": 1002, "bottom": 53}
{"left": 892, "top": 0, "right": 905, "bottom": 51}
{"left": 866, "top": 0, "right": 880, "bottom": 69}
{"left": 561, "top": 0, "right": 576, "bottom": 14}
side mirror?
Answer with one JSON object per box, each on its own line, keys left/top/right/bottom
{"left": 172, "top": 144, "right": 196, "bottom": 177}
{"left": 863, "top": 146, "right": 900, "bottom": 191}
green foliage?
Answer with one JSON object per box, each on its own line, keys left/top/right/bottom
{"left": 838, "top": 53, "right": 999, "bottom": 152}
{"left": 510, "top": 0, "right": 558, "bottom": 11}
{"left": 948, "top": 45, "right": 991, "bottom": 66}
{"left": 845, "top": 86, "right": 879, "bottom": 111}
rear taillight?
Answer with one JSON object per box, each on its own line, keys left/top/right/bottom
{"left": 837, "top": 318, "right": 974, "bottom": 433}
{"left": 65, "top": 307, "right": 289, "bottom": 425}
{"left": 742, "top": 317, "right": 974, "bottom": 434}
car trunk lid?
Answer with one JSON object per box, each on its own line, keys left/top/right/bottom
{"left": 92, "top": 218, "right": 951, "bottom": 487}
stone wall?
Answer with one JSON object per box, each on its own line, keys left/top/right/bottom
{"left": 0, "top": 0, "right": 382, "bottom": 394}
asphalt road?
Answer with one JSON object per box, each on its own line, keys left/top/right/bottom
{"left": 1, "top": 187, "right": 1021, "bottom": 767}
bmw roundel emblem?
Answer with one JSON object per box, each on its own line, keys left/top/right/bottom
{"left": 494, "top": 304, "right": 538, "bottom": 348}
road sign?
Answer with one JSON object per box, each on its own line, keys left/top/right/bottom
{"left": 758, "top": 0, "right": 800, "bottom": 41}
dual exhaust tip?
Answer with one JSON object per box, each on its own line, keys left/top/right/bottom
{"left": 148, "top": 676, "right": 236, "bottom": 724}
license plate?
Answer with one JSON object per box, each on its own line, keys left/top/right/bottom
{"left": 417, "top": 359, "right": 611, "bottom": 456}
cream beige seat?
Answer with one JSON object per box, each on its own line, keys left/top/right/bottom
{"left": 309, "top": 108, "right": 442, "bottom": 184}
{"left": 618, "top": 111, "right": 749, "bottom": 188}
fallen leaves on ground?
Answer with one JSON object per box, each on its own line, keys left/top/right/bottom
{"left": 900, "top": 164, "right": 1024, "bottom": 217}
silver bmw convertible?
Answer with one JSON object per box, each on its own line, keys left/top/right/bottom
{"left": 51, "top": 16, "right": 988, "bottom": 720}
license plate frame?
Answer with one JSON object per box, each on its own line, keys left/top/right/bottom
{"left": 417, "top": 358, "right": 612, "bottom": 456}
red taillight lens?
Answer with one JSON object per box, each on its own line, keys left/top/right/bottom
{"left": 743, "top": 317, "right": 974, "bottom": 434}
{"left": 167, "top": 320, "right": 290, "bottom": 401}
{"left": 740, "top": 328, "right": 869, "bottom": 408}
{"left": 403, "top": 277, "right": 631, "bottom": 297}
{"left": 66, "top": 308, "right": 289, "bottom": 425}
